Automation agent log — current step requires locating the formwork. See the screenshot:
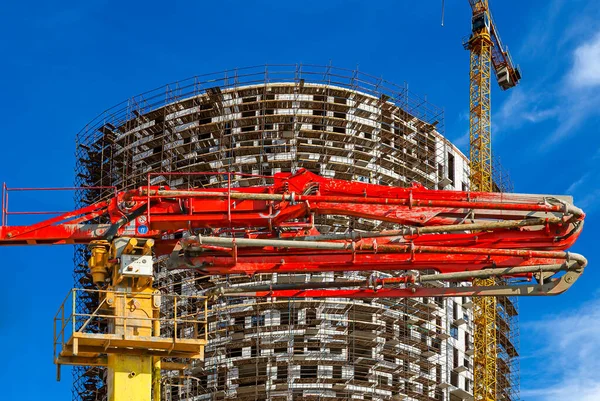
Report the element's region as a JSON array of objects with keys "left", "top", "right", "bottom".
[{"left": 73, "top": 64, "right": 517, "bottom": 401}]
